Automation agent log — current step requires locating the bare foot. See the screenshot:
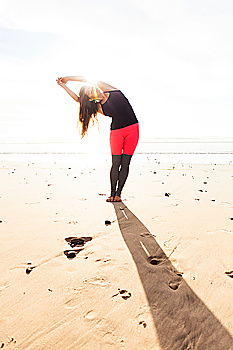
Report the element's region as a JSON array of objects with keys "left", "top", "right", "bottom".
[
  {"left": 113, "top": 195, "right": 122, "bottom": 202},
  {"left": 106, "top": 196, "right": 115, "bottom": 202}
]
